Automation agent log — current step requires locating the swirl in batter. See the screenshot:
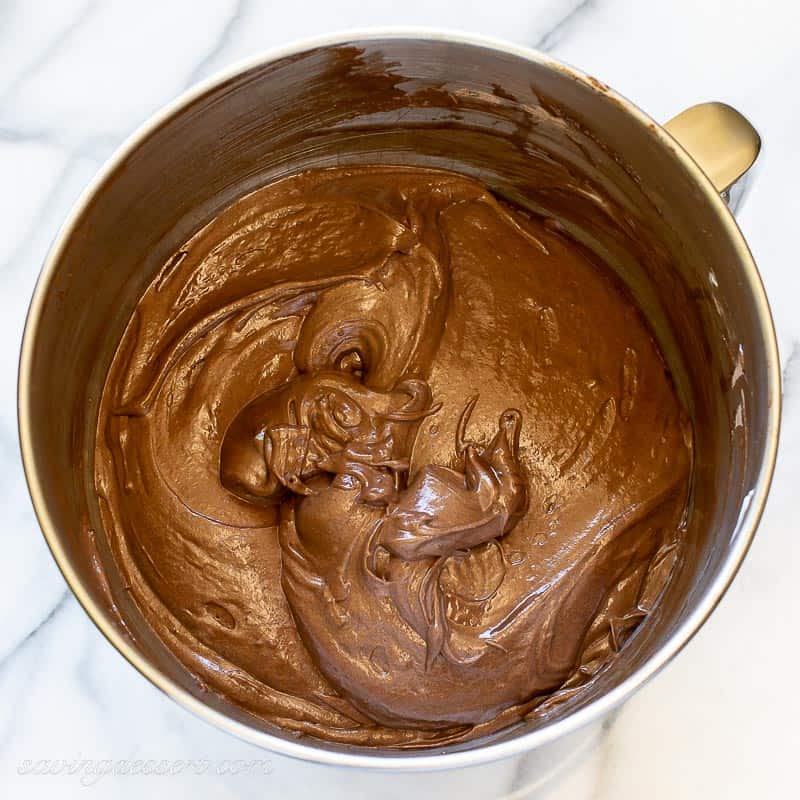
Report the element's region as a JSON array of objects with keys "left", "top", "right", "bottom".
[{"left": 95, "top": 166, "right": 691, "bottom": 747}]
